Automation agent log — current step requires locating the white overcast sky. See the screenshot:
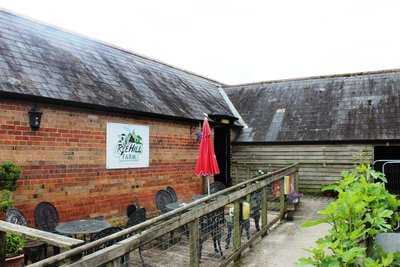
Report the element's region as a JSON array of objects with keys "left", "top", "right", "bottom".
[{"left": 1, "top": 0, "right": 399, "bottom": 84}]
